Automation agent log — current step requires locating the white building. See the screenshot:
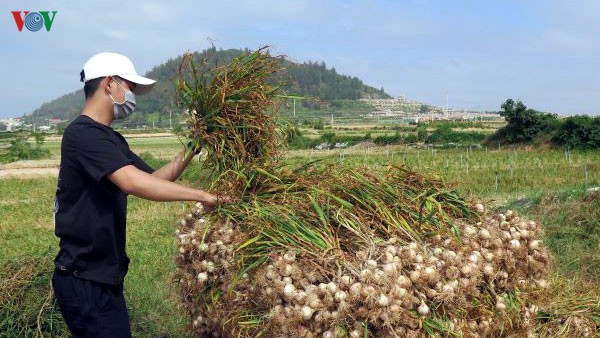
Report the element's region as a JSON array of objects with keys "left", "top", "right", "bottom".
[{"left": 0, "top": 117, "right": 23, "bottom": 131}]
